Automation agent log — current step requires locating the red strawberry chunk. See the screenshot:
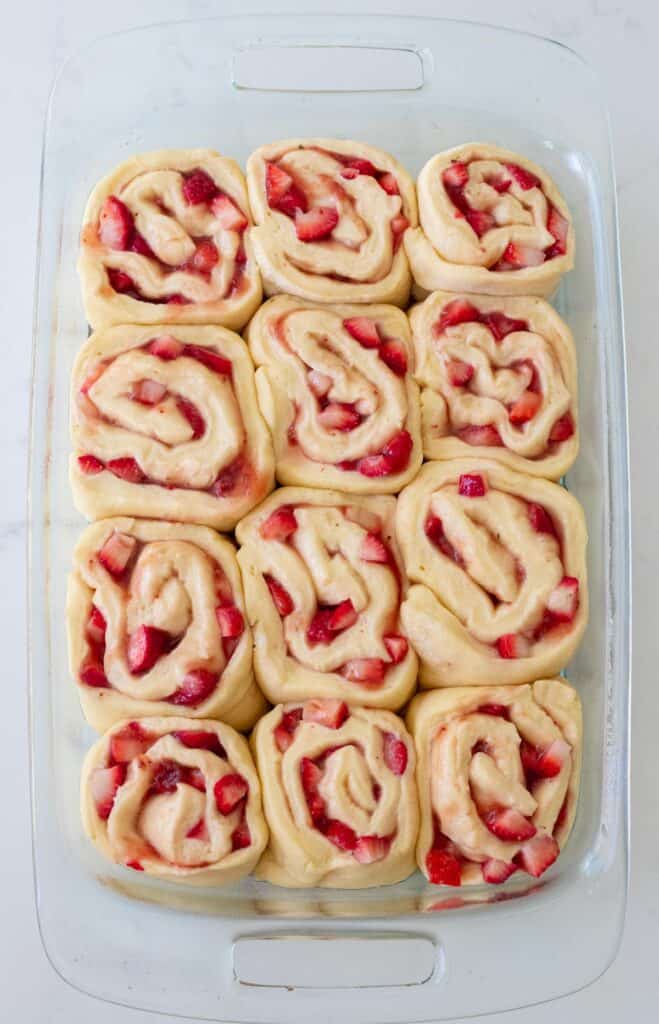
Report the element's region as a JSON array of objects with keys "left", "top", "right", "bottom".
[
  {"left": 307, "top": 370, "right": 333, "bottom": 397},
  {"left": 340, "top": 166, "right": 360, "bottom": 180},
  {"left": 275, "top": 185, "right": 308, "bottom": 218},
  {"left": 353, "top": 834, "right": 390, "bottom": 863},
  {"left": 521, "top": 738, "right": 570, "bottom": 780},
  {"left": 177, "top": 397, "right": 205, "bottom": 439},
  {"left": 318, "top": 402, "right": 361, "bottom": 431},
  {"left": 516, "top": 834, "right": 559, "bottom": 878},
  {"left": 447, "top": 359, "right": 474, "bottom": 387},
  {"left": 307, "top": 608, "right": 335, "bottom": 645},
  {"left": 110, "top": 721, "right": 152, "bottom": 763},
  {"left": 107, "top": 457, "right": 145, "bottom": 483},
  {"left": 127, "top": 625, "right": 168, "bottom": 674},
  {"left": 214, "top": 773, "right": 248, "bottom": 815},
  {"left": 466, "top": 209, "right": 495, "bottom": 237},
  {"left": 458, "top": 473, "right": 486, "bottom": 497},
  {"left": 130, "top": 232, "right": 154, "bottom": 257},
  {"left": 302, "top": 698, "right": 349, "bottom": 730},
  {"left": 98, "top": 196, "right": 134, "bottom": 250},
  {"left": 210, "top": 455, "right": 251, "bottom": 498},
  {"left": 301, "top": 756, "right": 323, "bottom": 795},
  {"left": 107, "top": 269, "right": 135, "bottom": 294},
  {"left": 231, "top": 818, "right": 252, "bottom": 850},
  {"left": 547, "top": 205, "right": 569, "bottom": 255},
  {"left": 169, "top": 668, "right": 217, "bottom": 706},
  {"left": 423, "top": 515, "right": 463, "bottom": 566},
  {"left": 132, "top": 378, "right": 167, "bottom": 405},
  {"left": 184, "top": 344, "right": 232, "bottom": 375},
  {"left": 148, "top": 335, "right": 184, "bottom": 360},
  {"left": 480, "top": 311, "right": 528, "bottom": 340},
  {"left": 78, "top": 454, "right": 105, "bottom": 475},
  {"left": 325, "top": 820, "right": 357, "bottom": 851},
  {"left": 504, "top": 162, "right": 540, "bottom": 190},
  {"left": 458, "top": 424, "right": 503, "bottom": 447},
  {"left": 260, "top": 505, "right": 297, "bottom": 540},
  {"left": 295, "top": 205, "right": 338, "bottom": 242},
  {"left": 265, "top": 163, "right": 294, "bottom": 207},
  {"left": 167, "top": 293, "right": 191, "bottom": 305},
  {"left": 216, "top": 604, "right": 244, "bottom": 638},
  {"left": 391, "top": 215, "right": 409, "bottom": 247},
  {"left": 79, "top": 658, "right": 109, "bottom": 688},
  {"left": 378, "top": 172, "right": 399, "bottom": 195},
  {"left": 482, "top": 858, "right": 517, "bottom": 884},
  {"left": 343, "top": 317, "right": 381, "bottom": 348},
  {"left": 546, "top": 576, "right": 579, "bottom": 622},
  {"left": 443, "top": 162, "right": 469, "bottom": 189},
  {"left": 499, "top": 242, "right": 545, "bottom": 269},
  {"left": 86, "top": 605, "right": 107, "bottom": 645},
  {"left": 360, "top": 532, "right": 389, "bottom": 563},
  {"left": 182, "top": 169, "right": 219, "bottom": 205},
  {"left": 437, "top": 298, "right": 480, "bottom": 332},
  {"left": 426, "top": 848, "right": 462, "bottom": 886},
  {"left": 383, "top": 430, "right": 413, "bottom": 471},
  {"left": 549, "top": 413, "right": 575, "bottom": 442},
  {"left": 384, "top": 635, "right": 408, "bottom": 664},
  {"left": 211, "top": 194, "right": 248, "bottom": 231},
  {"left": 186, "top": 818, "right": 208, "bottom": 841},
  {"left": 328, "top": 599, "right": 358, "bottom": 632},
  {"left": 379, "top": 339, "right": 408, "bottom": 376},
  {"left": 91, "top": 764, "right": 126, "bottom": 819},
  {"left": 186, "top": 767, "right": 207, "bottom": 793},
  {"left": 477, "top": 703, "right": 509, "bottom": 718},
  {"left": 345, "top": 157, "right": 377, "bottom": 176},
  {"left": 274, "top": 708, "right": 303, "bottom": 753},
  {"left": 509, "top": 390, "right": 542, "bottom": 424},
  {"left": 150, "top": 759, "right": 183, "bottom": 794},
  {"left": 528, "top": 502, "right": 556, "bottom": 536},
  {"left": 497, "top": 633, "right": 530, "bottom": 659},
  {"left": 342, "top": 658, "right": 385, "bottom": 685},
  {"left": 98, "top": 530, "right": 136, "bottom": 578},
  {"left": 264, "top": 575, "right": 295, "bottom": 616},
  {"left": 383, "top": 732, "right": 408, "bottom": 775},
  {"left": 191, "top": 239, "right": 219, "bottom": 274},
  {"left": 485, "top": 808, "right": 536, "bottom": 842},
  {"left": 173, "top": 730, "right": 225, "bottom": 756}
]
